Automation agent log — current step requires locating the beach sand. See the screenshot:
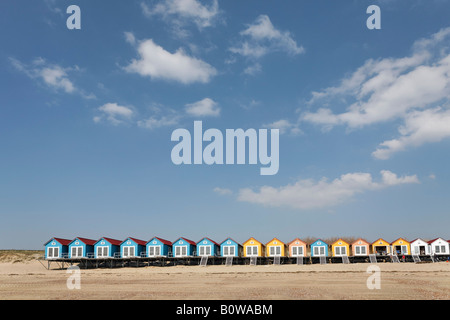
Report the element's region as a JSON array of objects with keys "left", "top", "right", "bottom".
[{"left": 0, "top": 259, "right": 449, "bottom": 300}]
